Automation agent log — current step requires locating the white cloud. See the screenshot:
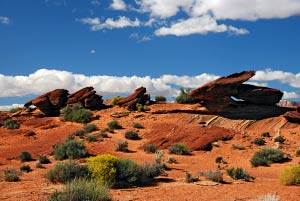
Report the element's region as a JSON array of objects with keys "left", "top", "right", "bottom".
[
  {"left": 283, "top": 91, "right": 300, "bottom": 99},
  {"left": 111, "top": 0, "right": 126, "bottom": 10},
  {"left": 130, "top": 33, "right": 152, "bottom": 42},
  {"left": 78, "top": 16, "right": 141, "bottom": 30},
  {"left": 90, "top": 49, "right": 96, "bottom": 54},
  {"left": 155, "top": 16, "right": 248, "bottom": 36},
  {"left": 0, "top": 104, "right": 24, "bottom": 111},
  {"left": 0, "top": 16, "right": 10, "bottom": 24}
]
